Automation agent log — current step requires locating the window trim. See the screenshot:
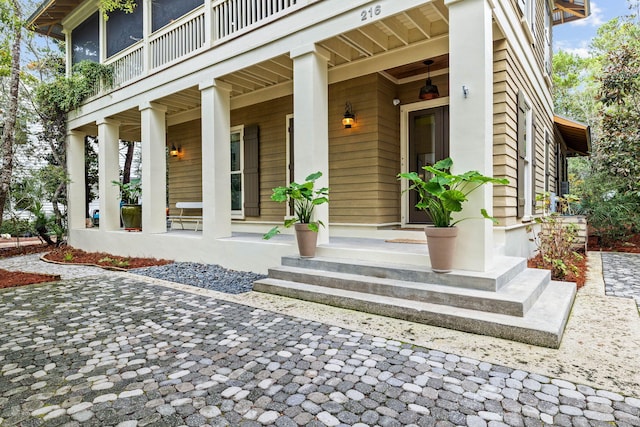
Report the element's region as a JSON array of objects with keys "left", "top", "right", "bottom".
[{"left": 231, "top": 125, "right": 245, "bottom": 219}]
